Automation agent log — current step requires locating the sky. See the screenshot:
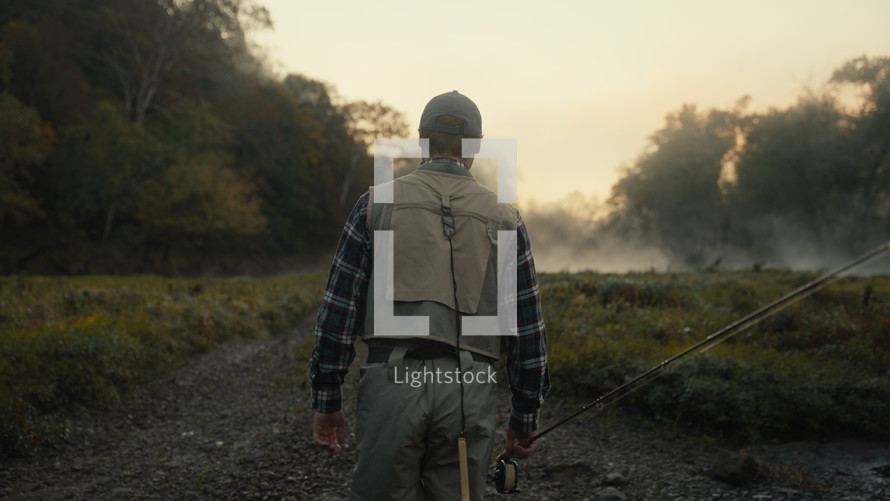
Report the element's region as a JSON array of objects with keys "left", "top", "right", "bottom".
[{"left": 253, "top": 0, "right": 890, "bottom": 207}]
